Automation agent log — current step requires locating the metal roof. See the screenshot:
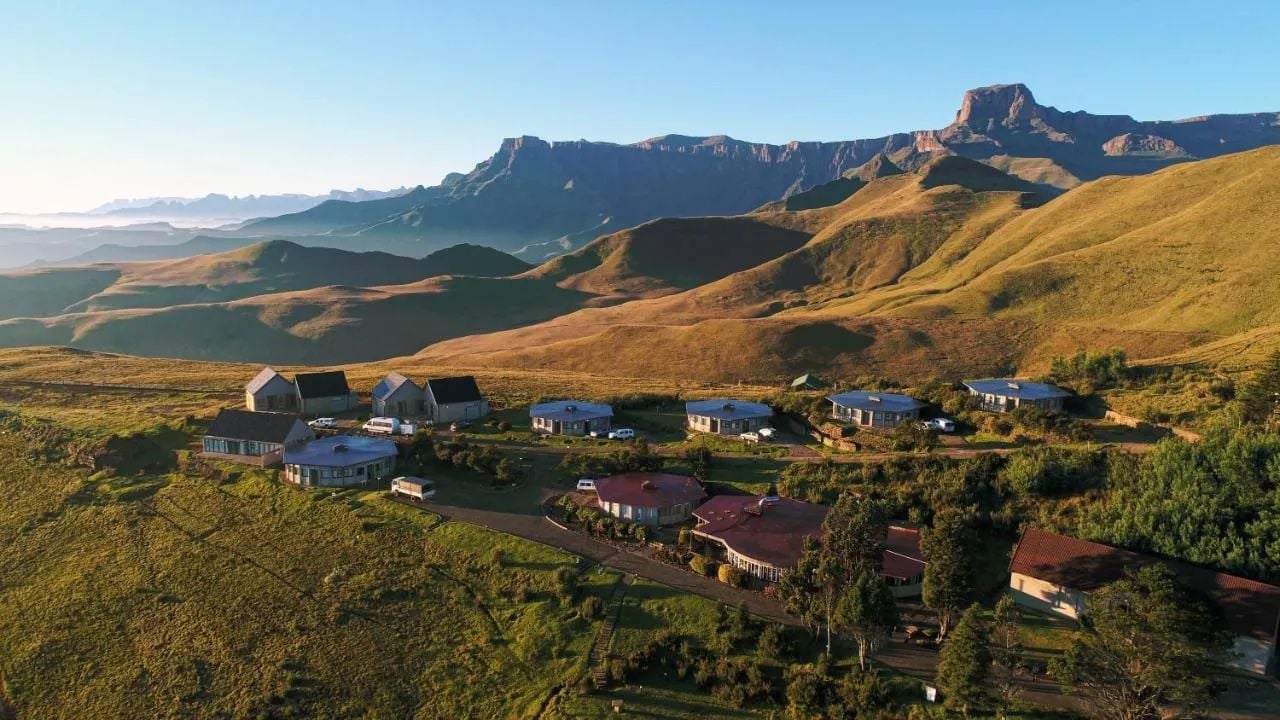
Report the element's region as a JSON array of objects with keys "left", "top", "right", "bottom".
[
  {"left": 295, "top": 371, "right": 351, "bottom": 399},
  {"left": 529, "top": 400, "right": 613, "bottom": 422},
  {"left": 372, "top": 372, "right": 418, "bottom": 400},
  {"left": 206, "top": 409, "right": 307, "bottom": 443},
  {"left": 426, "top": 376, "right": 483, "bottom": 404},
  {"left": 827, "top": 390, "right": 926, "bottom": 414},
  {"left": 284, "top": 435, "right": 398, "bottom": 468},
  {"left": 246, "top": 366, "right": 289, "bottom": 395},
  {"left": 963, "top": 379, "right": 1071, "bottom": 400},
  {"left": 685, "top": 399, "right": 773, "bottom": 421},
  {"left": 596, "top": 472, "right": 706, "bottom": 509}
]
